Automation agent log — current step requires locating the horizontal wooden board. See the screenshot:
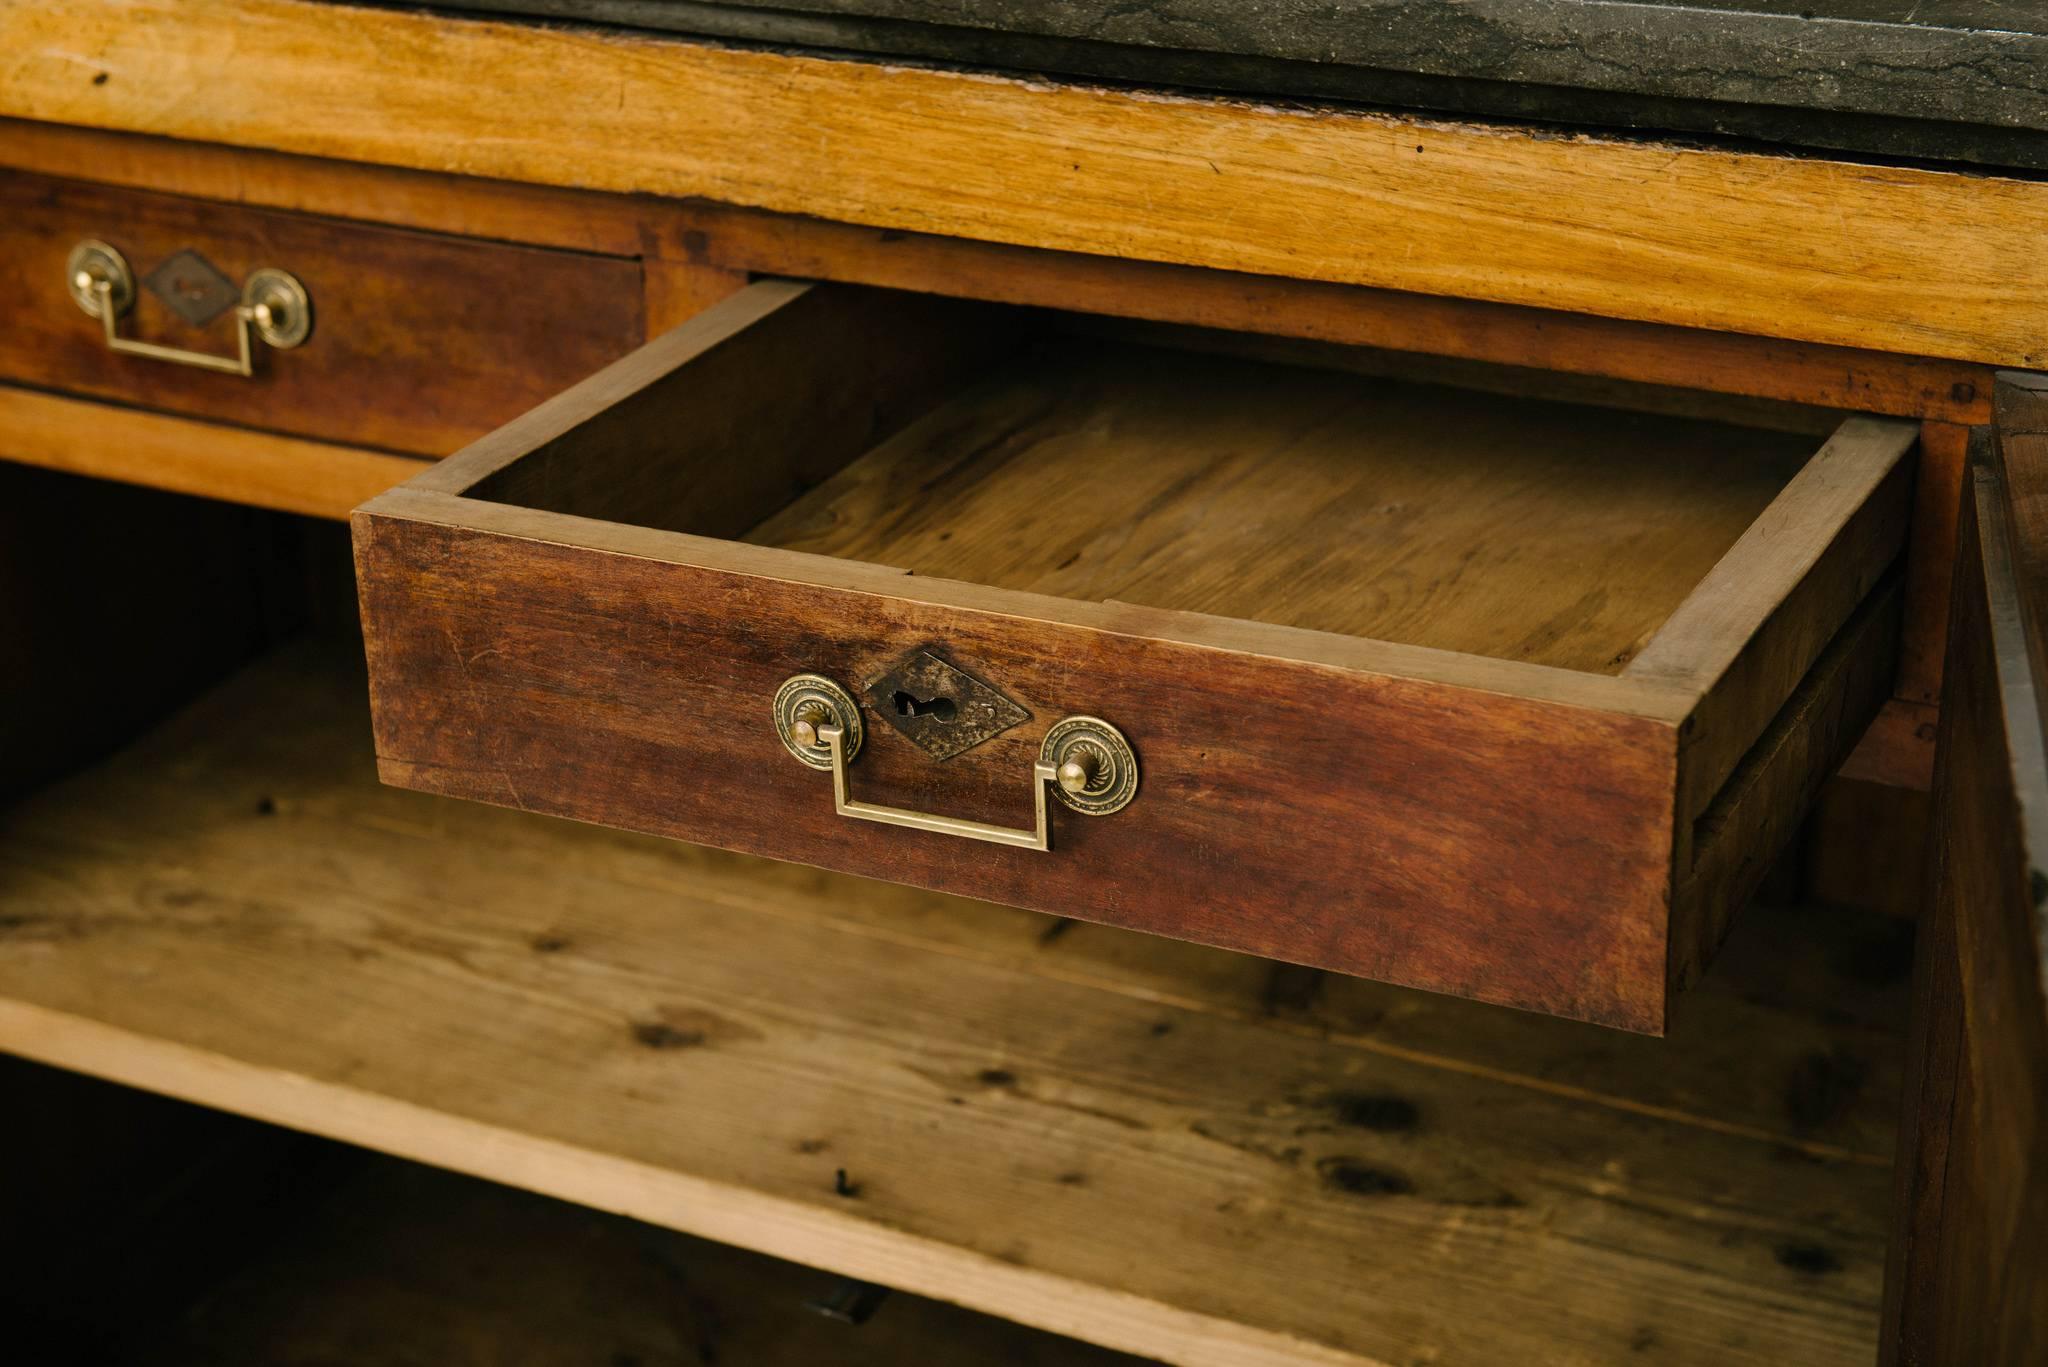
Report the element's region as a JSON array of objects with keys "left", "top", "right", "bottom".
[
  {"left": 0, "top": 384, "right": 423, "bottom": 520},
  {"left": 5, "top": 0, "right": 2048, "bottom": 365},
  {"left": 0, "top": 118, "right": 2000, "bottom": 428},
  {"left": 0, "top": 639, "right": 1901, "bottom": 1365}
]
